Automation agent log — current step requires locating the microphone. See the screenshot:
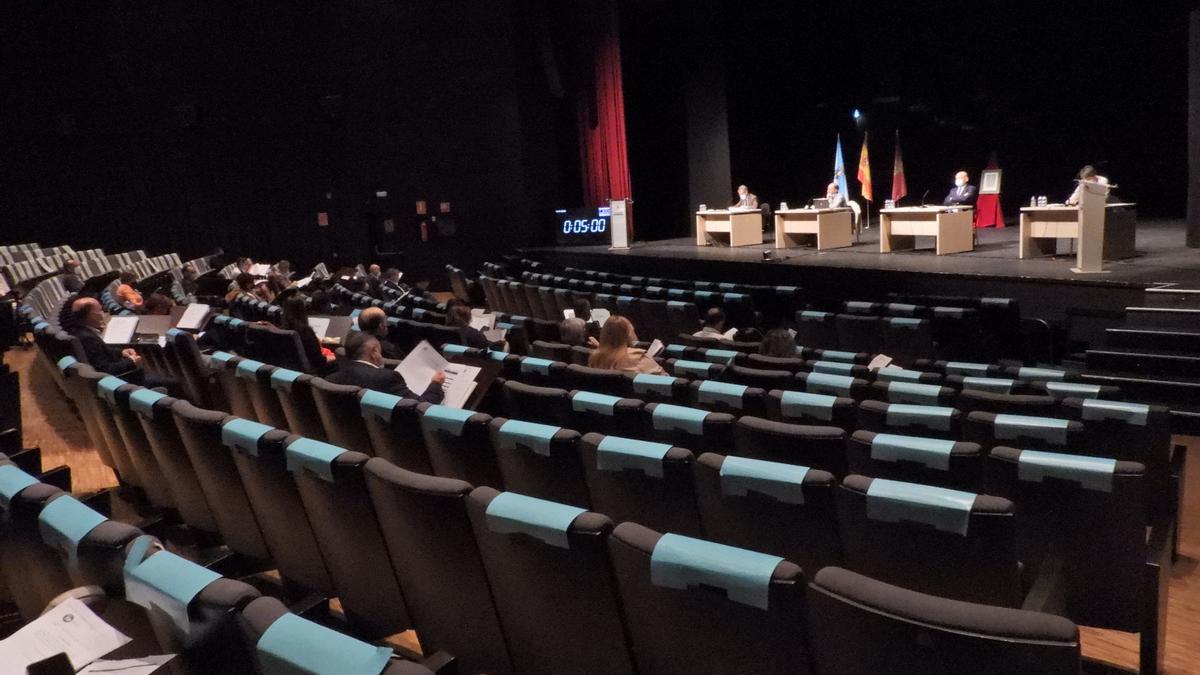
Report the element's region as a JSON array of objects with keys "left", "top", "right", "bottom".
[{"left": 919, "top": 189, "right": 930, "bottom": 207}]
